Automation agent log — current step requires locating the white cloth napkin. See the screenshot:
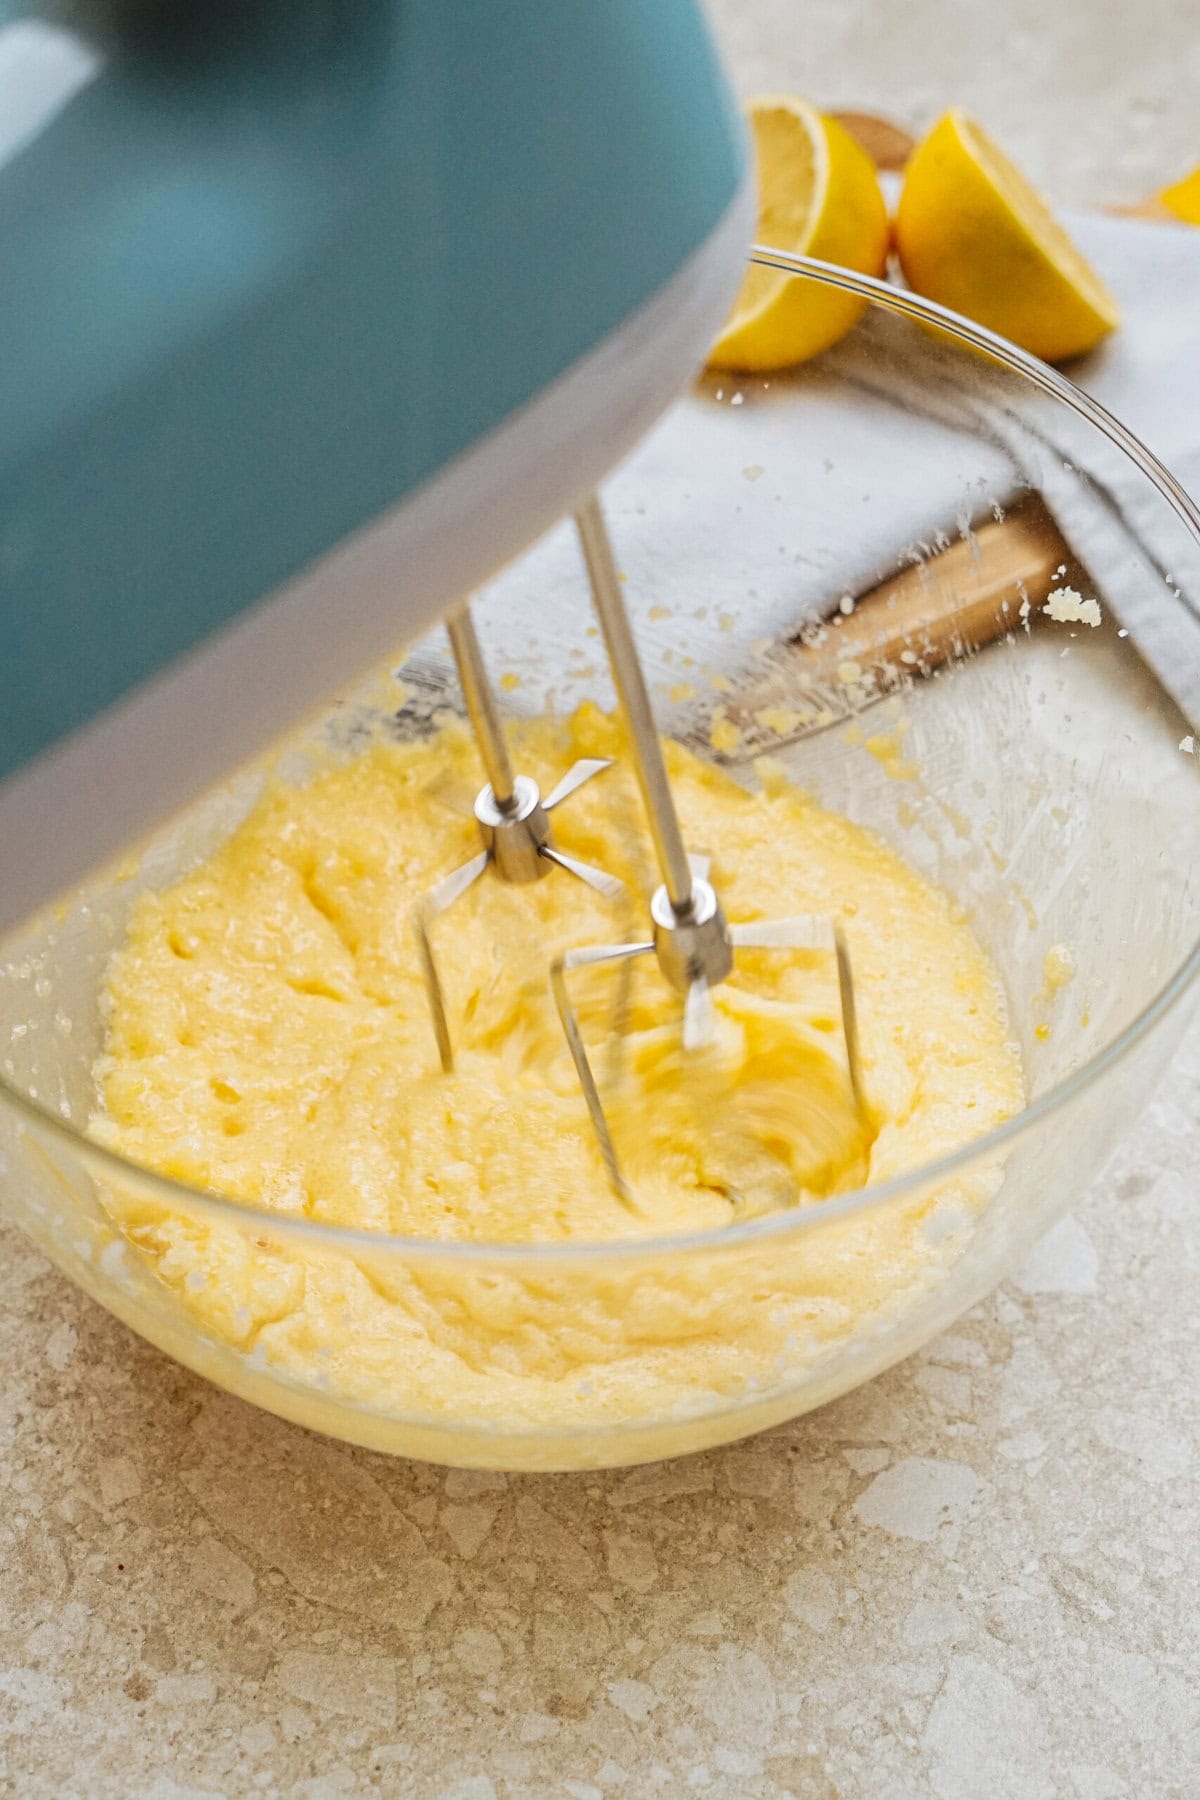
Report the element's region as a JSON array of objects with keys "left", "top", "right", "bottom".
[
  {"left": 1067, "top": 210, "right": 1200, "bottom": 488},
  {"left": 475, "top": 212, "right": 1200, "bottom": 723}
]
